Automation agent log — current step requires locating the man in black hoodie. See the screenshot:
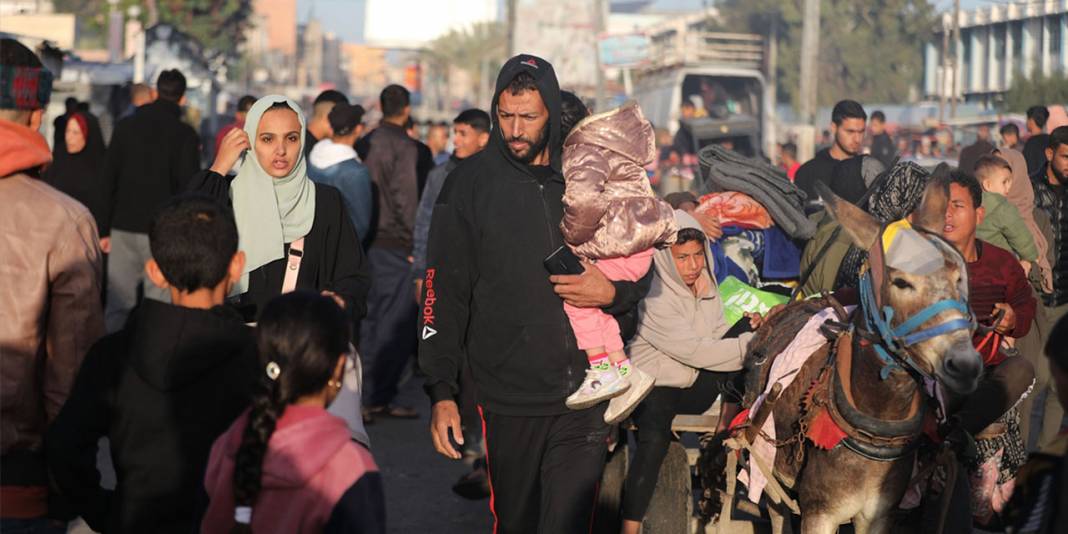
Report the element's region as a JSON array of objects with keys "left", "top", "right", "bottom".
[
  {"left": 419, "top": 55, "right": 651, "bottom": 532},
  {"left": 101, "top": 69, "right": 201, "bottom": 333},
  {"left": 47, "top": 195, "right": 258, "bottom": 534}
]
